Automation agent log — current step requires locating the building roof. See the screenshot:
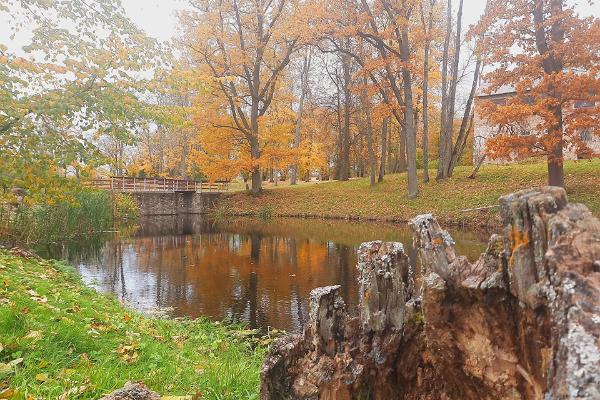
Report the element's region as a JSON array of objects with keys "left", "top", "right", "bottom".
[{"left": 476, "top": 82, "right": 517, "bottom": 98}]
